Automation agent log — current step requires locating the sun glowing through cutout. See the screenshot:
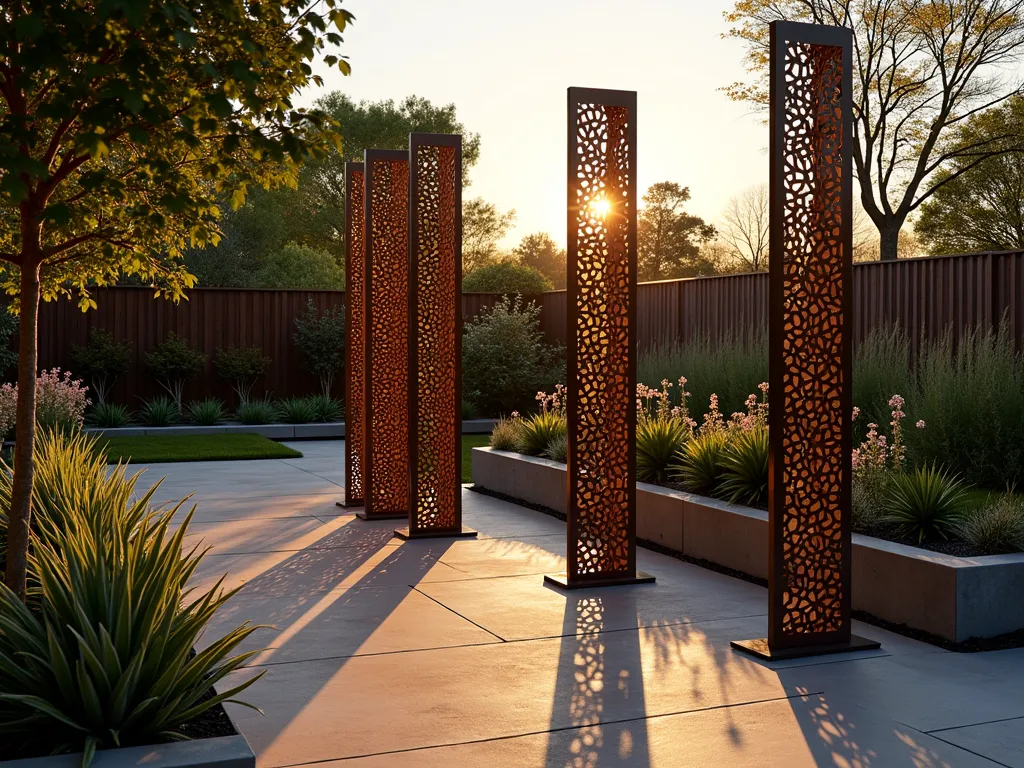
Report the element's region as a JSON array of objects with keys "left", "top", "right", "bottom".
[{"left": 589, "top": 196, "right": 612, "bottom": 219}]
